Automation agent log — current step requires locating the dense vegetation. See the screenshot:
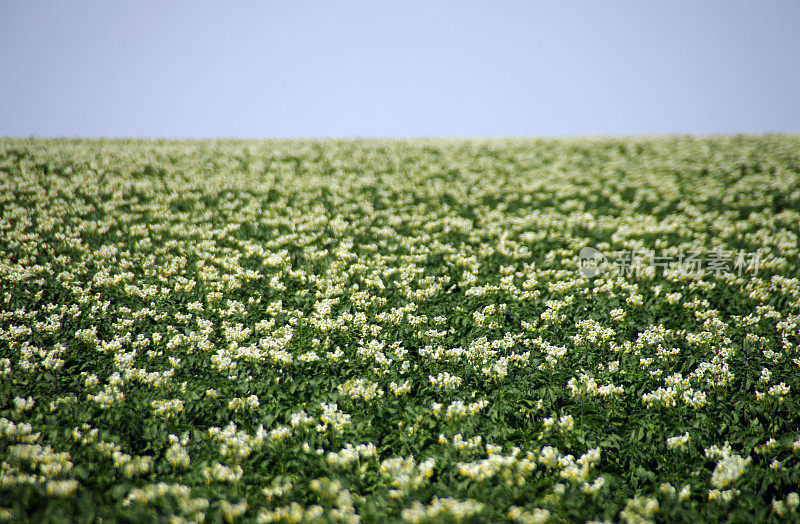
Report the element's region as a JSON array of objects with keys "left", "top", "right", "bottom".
[{"left": 0, "top": 136, "right": 799, "bottom": 522}]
